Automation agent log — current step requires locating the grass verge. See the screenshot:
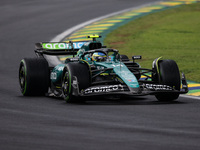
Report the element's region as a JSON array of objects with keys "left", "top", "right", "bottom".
[{"left": 104, "top": 3, "right": 200, "bottom": 82}]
